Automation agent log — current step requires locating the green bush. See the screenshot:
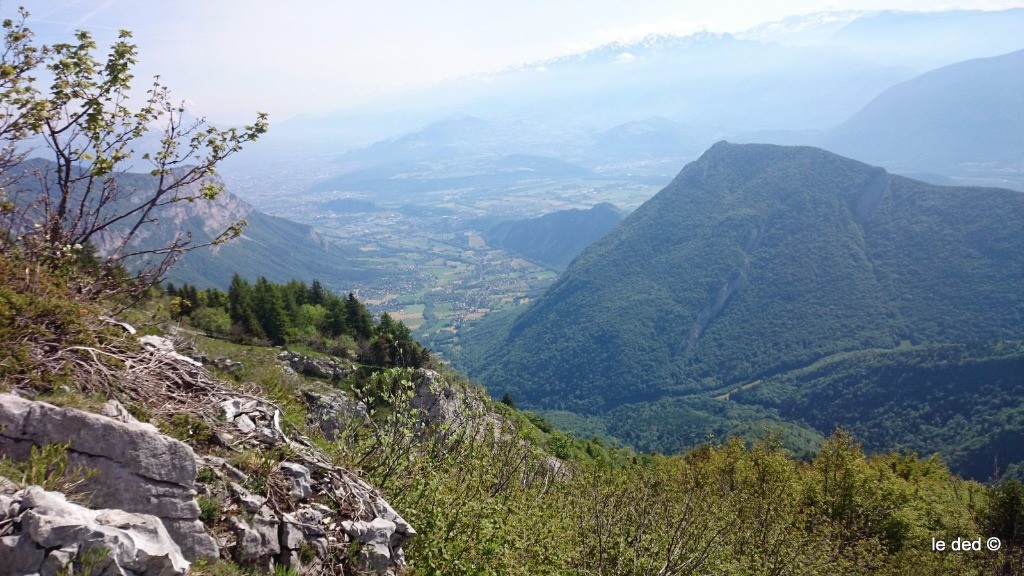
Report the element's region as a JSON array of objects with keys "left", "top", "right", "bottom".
[{"left": 0, "top": 442, "right": 96, "bottom": 501}]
